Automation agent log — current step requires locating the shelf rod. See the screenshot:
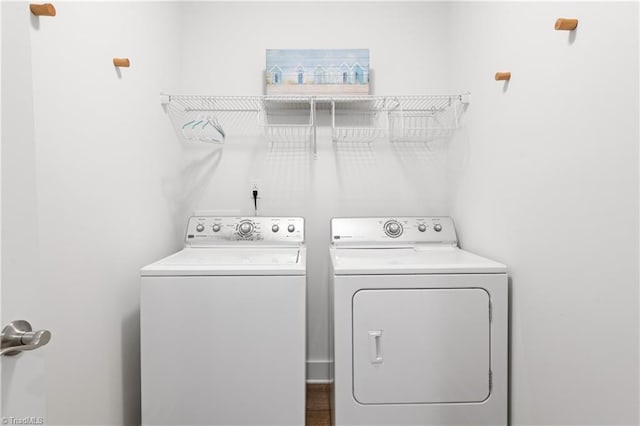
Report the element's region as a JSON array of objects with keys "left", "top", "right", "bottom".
[
  {"left": 30, "top": 3, "right": 56, "bottom": 16},
  {"left": 555, "top": 18, "right": 578, "bottom": 31},
  {"left": 185, "top": 108, "right": 262, "bottom": 112}
]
